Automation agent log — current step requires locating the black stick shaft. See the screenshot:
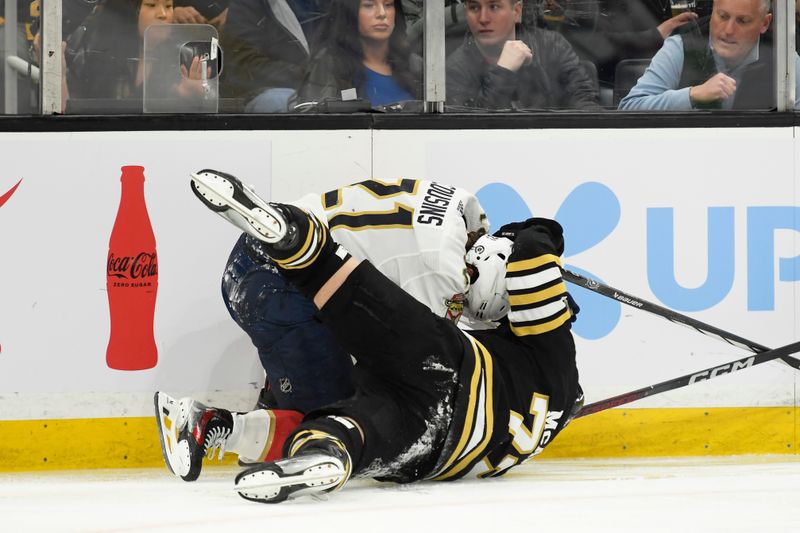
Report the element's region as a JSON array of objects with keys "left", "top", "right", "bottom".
[
  {"left": 575, "top": 340, "right": 800, "bottom": 417},
  {"left": 562, "top": 269, "right": 800, "bottom": 369}
]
